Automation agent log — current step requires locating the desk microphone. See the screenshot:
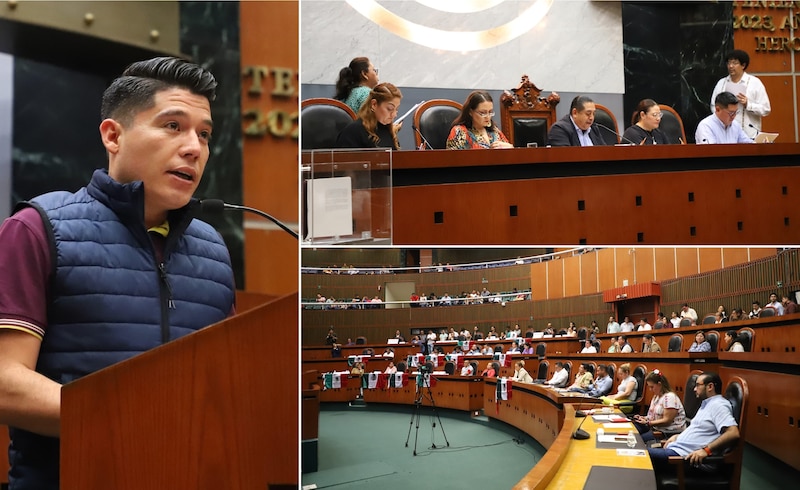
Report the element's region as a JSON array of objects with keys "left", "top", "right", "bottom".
[
  {"left": 747, "top": 123, "right": 763, "bottom": 141},
  {"left": 572, "top": 404, "right": 592, "bottom": 440},
  {"left": 594, "top": 122, "right": 637, "bottom": 145},
  {"left": 200, "top": 199, "right": 298, "bottom": 239},
  {"left": 411, "top": 124, "right": 434, "bottom": 150}
]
